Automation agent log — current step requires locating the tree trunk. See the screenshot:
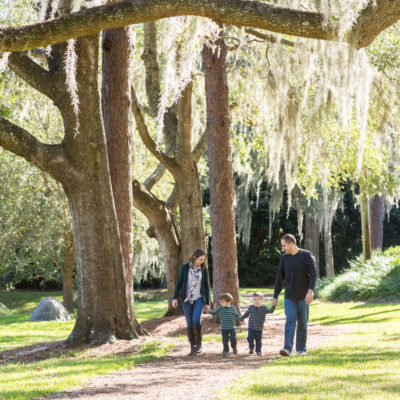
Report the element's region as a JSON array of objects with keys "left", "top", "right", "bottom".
[
  {"left": 61, "top": 35, "right": 139, "bottom": 344},
  {"left": 304, "top": 213, "right": 320, "bottom": 277},
  {"left": 175, "top": 83, "right": 207, "bottom": 260},
  {"left": 360, "top": 190, "right": 372, "bottom": 260},
  {"left": 324, "top": 219, "right": 334, "bottom": 277},
  {"left": 202, "top": 31, "right": 240, "bottom": 313},
  {"left": 62, "top": 230, "right": 74, "bottom": 314},
  {"left": 101, "top": 27, "right": 143, "bottom": 335},
  {"left": 369, "top": 194, "right": 384, "bottom": 251},
  {"left": 132, "top": 179, "right": 184, "bottom": 315}
]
